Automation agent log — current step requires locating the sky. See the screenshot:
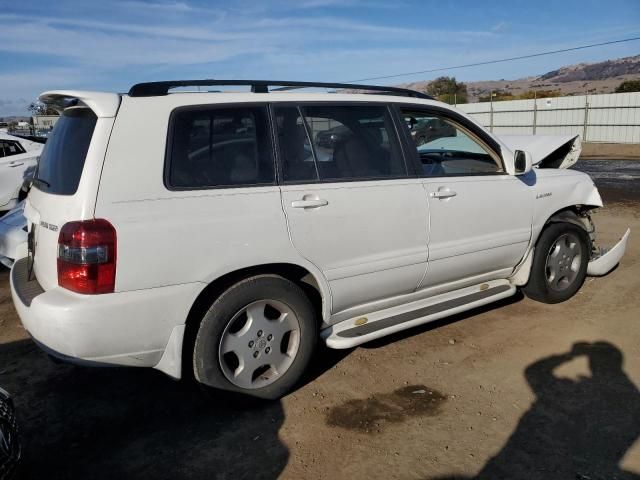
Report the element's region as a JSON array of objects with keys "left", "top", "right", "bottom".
[{"left": 0, "top": 0, "right": 639, "bottom": 116}]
